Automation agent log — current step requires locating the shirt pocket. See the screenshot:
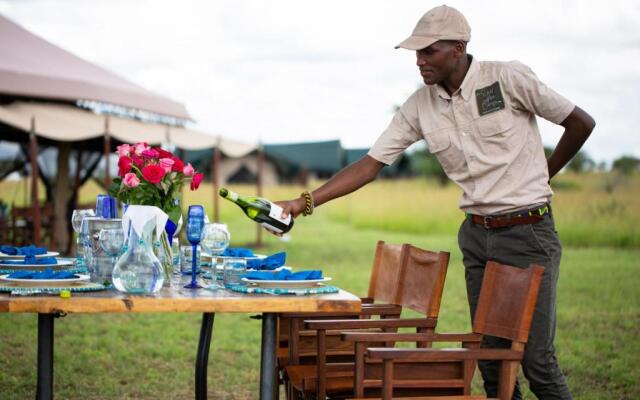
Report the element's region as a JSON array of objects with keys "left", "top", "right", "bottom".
[
  {"left": 476, "top": 111, "right": 514, "bottom": 137},
  {"left": 424, "top": 127, "right": 452, "bottom": 153}
]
